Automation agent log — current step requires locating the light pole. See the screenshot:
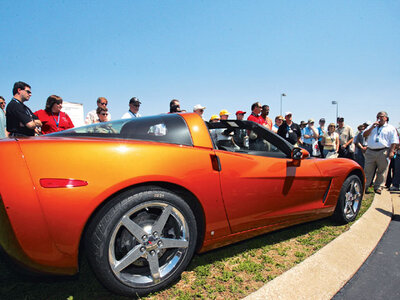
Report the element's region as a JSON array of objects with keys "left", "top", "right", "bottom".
[
  {"left": 331, "top": 101, "right": 338, "bottom": 123},
  {"left": 280, "top": 93, "right": 286, "bottom": 115}
]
